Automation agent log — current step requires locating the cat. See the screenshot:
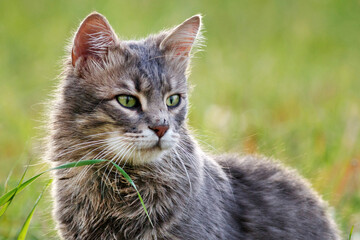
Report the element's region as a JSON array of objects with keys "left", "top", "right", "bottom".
[{"left": 46, "top": 12, "right": 341, "bottom": 239}]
